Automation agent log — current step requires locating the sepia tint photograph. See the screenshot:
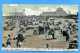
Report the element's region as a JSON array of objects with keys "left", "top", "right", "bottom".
[{"left": 2, "top": 4, "right": 78, "bottom": 50}]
